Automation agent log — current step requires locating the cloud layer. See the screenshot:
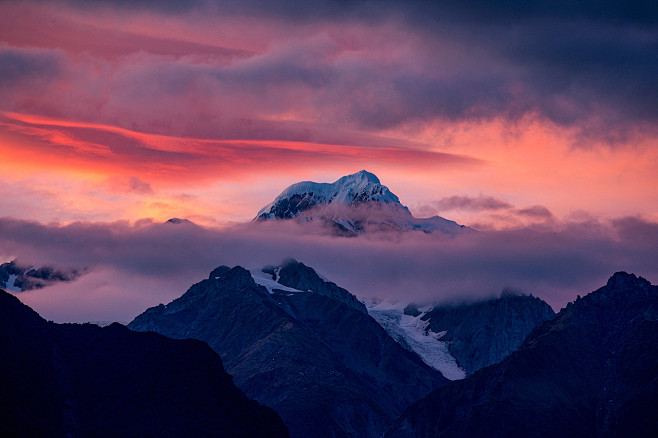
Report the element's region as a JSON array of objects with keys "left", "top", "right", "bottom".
[{"left": 3, "top": 216, "right": 656, "bottom": 322}]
